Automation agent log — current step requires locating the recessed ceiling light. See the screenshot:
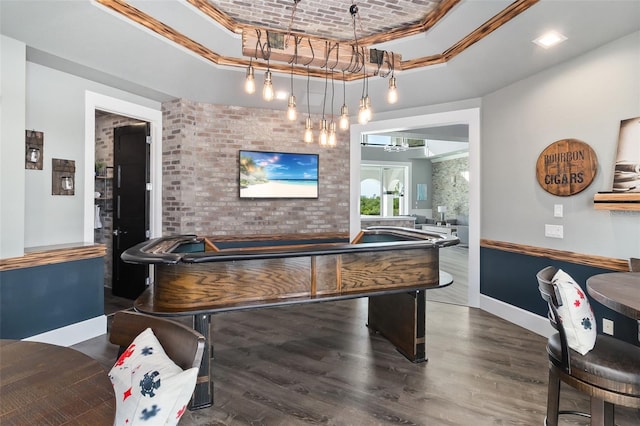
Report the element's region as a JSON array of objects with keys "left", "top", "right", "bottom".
[
  {"left": 275, "top": 91, "right": 288, "bottom": 100},
  {"left": 533, "top": 31, "right": 567, "bottom": 49}
]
